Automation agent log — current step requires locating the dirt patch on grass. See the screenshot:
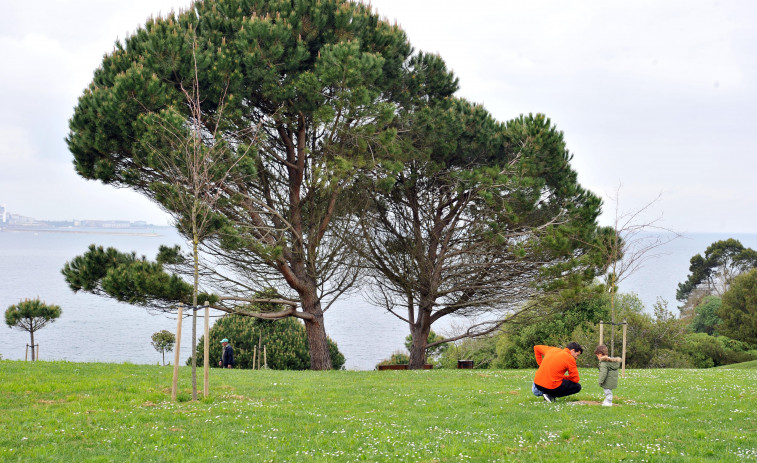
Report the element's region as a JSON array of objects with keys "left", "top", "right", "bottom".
[{"left": 570, "top": 400, "right": 616, "bottom": 406}]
